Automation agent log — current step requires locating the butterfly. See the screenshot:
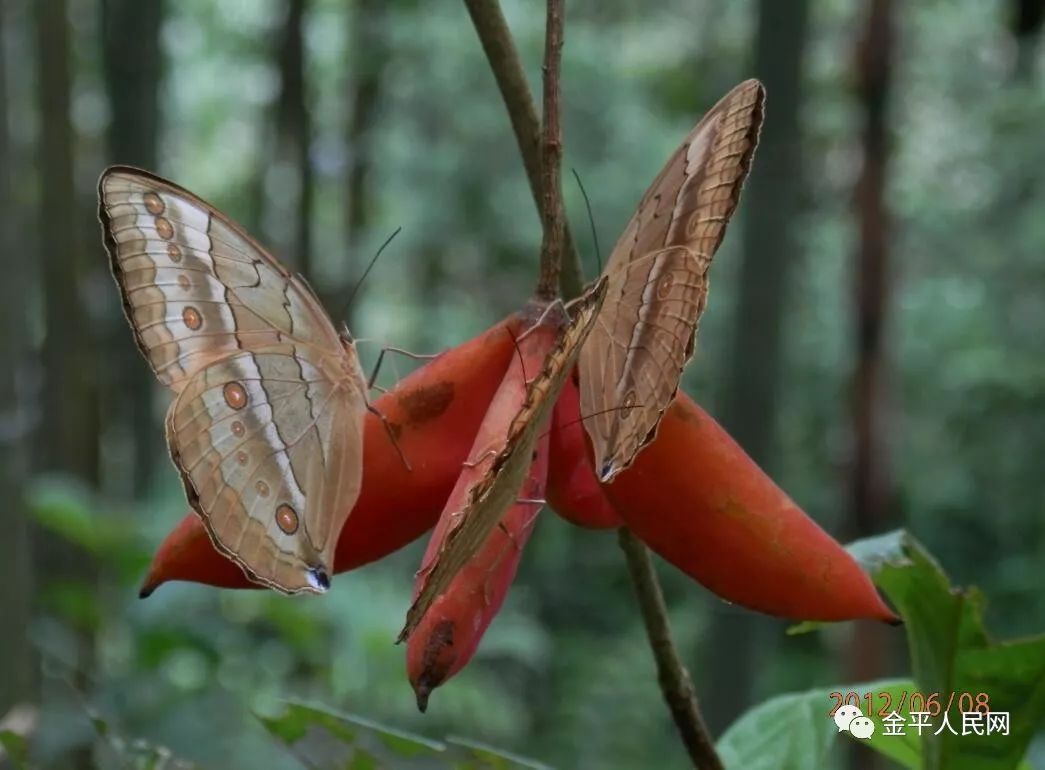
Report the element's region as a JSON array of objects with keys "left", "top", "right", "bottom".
[
  {"left": 99, "top": 166, "right": 367, "bottom": 594},
  {"left": 578, "top": 79, "right": 765, "bottom": 482},
  {"left": 399, "top": 277, "right": 607, "bottom": 641}
]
